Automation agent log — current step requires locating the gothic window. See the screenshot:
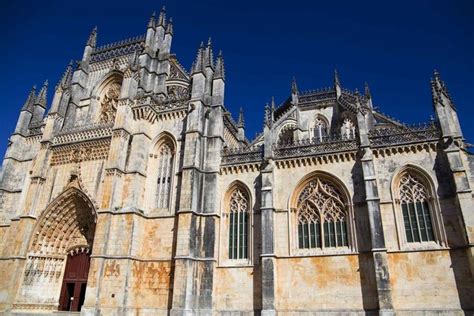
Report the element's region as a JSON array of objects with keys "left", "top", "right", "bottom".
[
  {"left": 99, "top": 82, "right": 121, "bottom": 124},
  {"left": 155, "top": 143, "right": 174, "bottom": 209},
  {"left": 228, "top": 187, "right": 250, "bottom": 259},
  {"left": 313, "top": 117, "right": 328, "bottom": 142},
  {"left": 341, "top": 118, "right": 356, "bottom": 139},
  {"left": 399, "top": 173, "right": 435, "bottom": 243},
  {"left": 297, "top": 178, "right": 348, "bottom": 249}
]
